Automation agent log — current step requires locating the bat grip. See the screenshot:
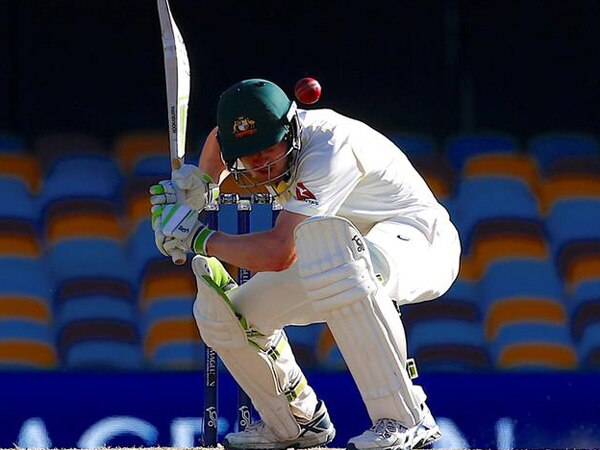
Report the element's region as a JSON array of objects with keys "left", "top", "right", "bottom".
[{"left": 171, "top": 248, "right": 187, "bottom": 265}]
